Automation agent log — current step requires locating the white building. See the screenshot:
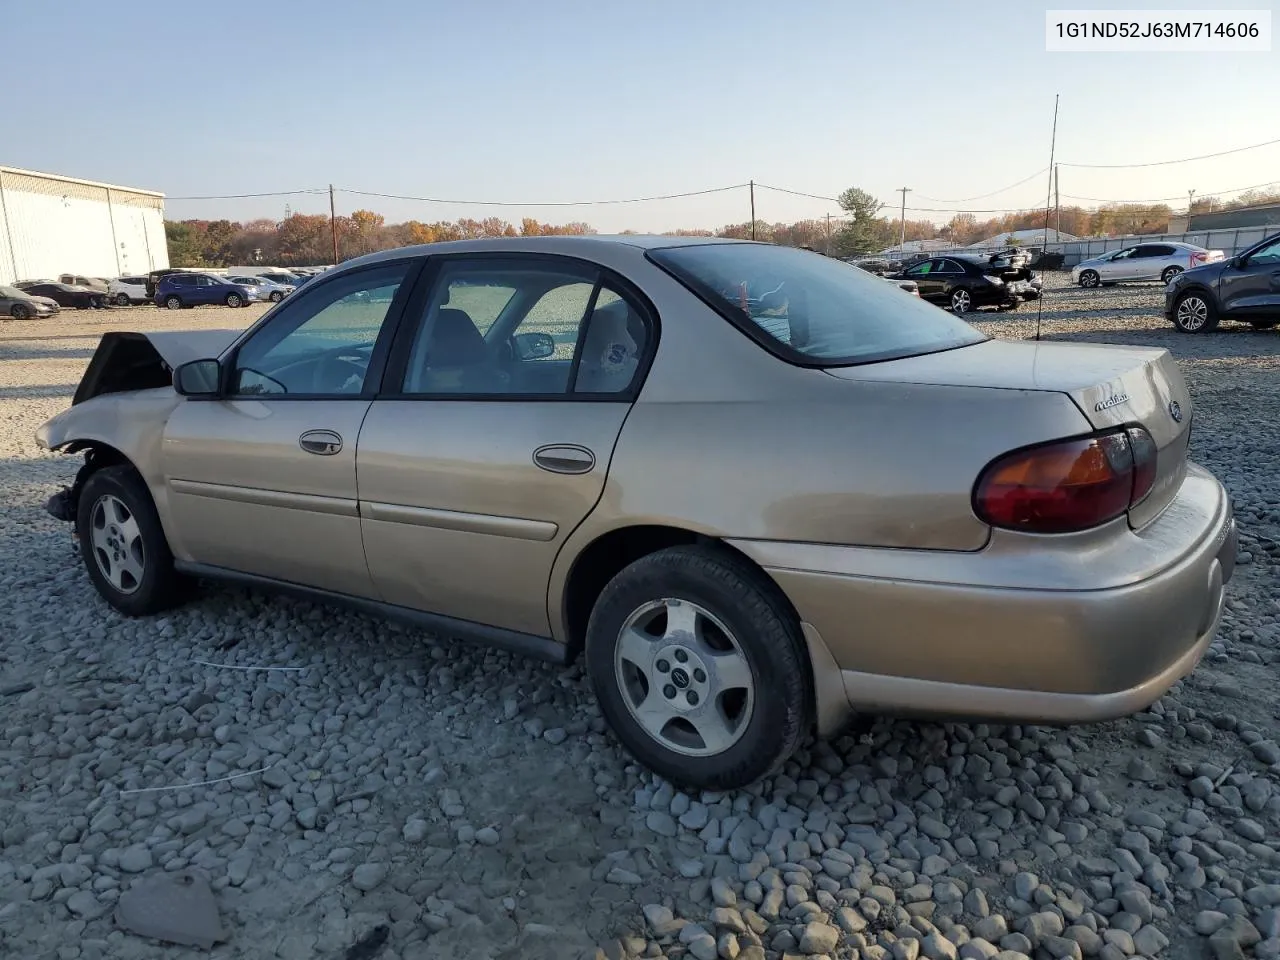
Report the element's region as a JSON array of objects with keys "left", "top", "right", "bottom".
[{"left": 0, "top": 166, "right": 169, "bottom": 285}]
